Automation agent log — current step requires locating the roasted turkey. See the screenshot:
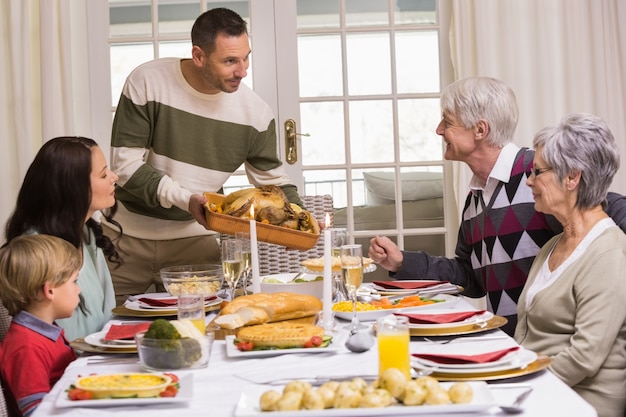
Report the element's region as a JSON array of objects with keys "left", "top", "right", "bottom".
[{"left": 219, "top": 186, "right": 320, "bottom": 234}]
